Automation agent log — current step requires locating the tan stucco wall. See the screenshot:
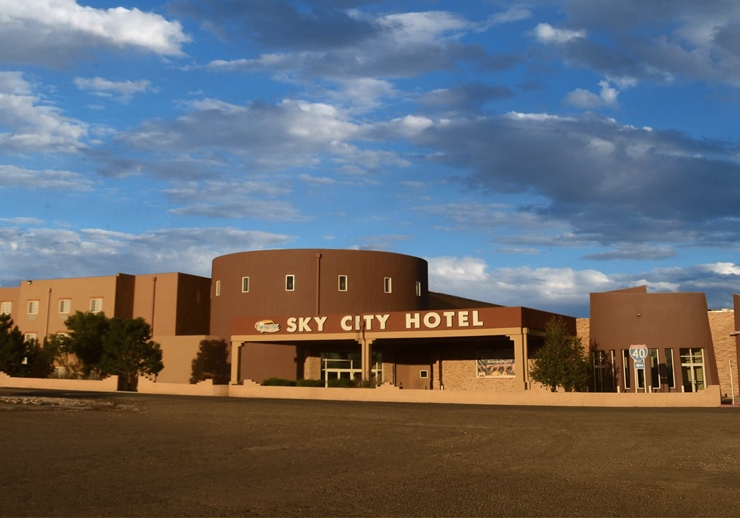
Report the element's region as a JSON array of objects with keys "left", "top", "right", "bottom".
[{"left": 156, "top": 335, "right": 211, "bottom": 384}]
